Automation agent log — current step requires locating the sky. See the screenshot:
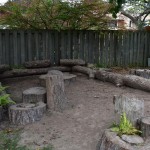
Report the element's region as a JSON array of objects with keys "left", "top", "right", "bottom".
[{"left": 0, "top": 0, "right": 8, "bottom": 4}]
